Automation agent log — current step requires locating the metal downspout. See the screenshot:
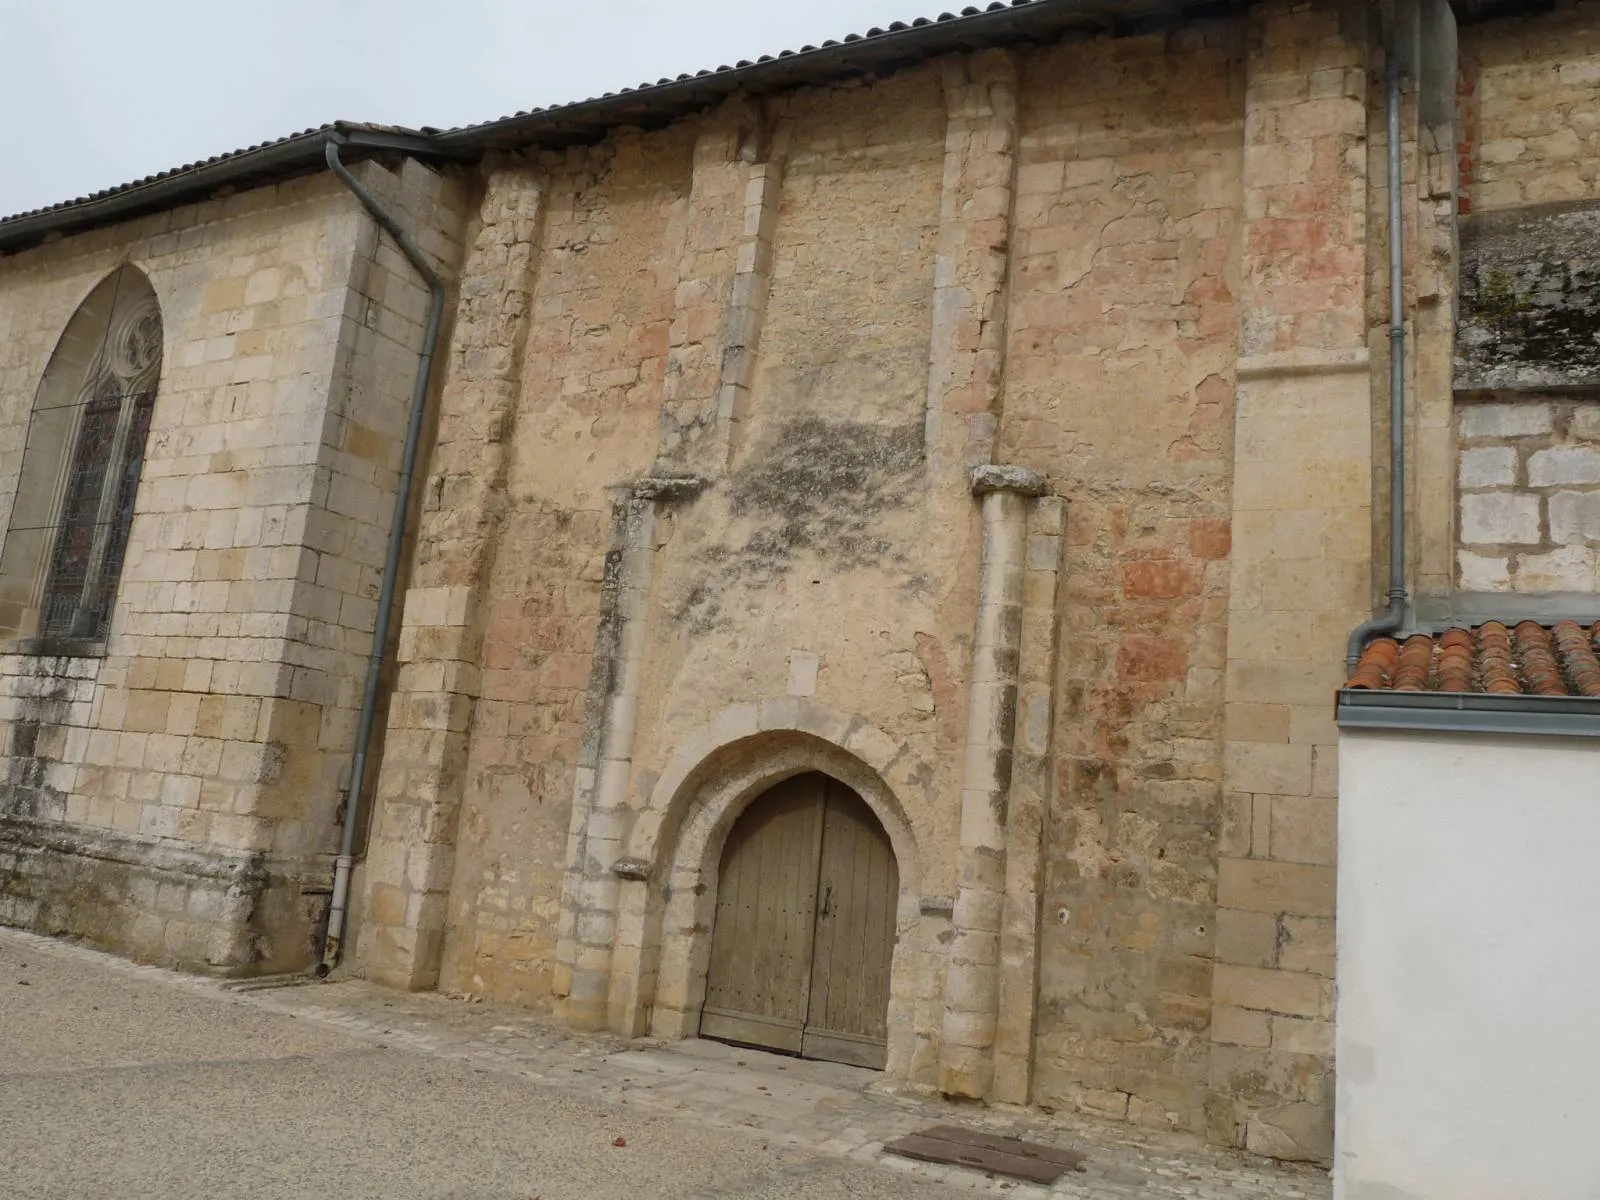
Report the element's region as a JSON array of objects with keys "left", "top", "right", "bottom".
[
  {"left": 313, "top": 138, "right": 446, "bottom": 974},
  {"left": 1346, "top": 30, "right": 1410, "bottom": 671}
]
